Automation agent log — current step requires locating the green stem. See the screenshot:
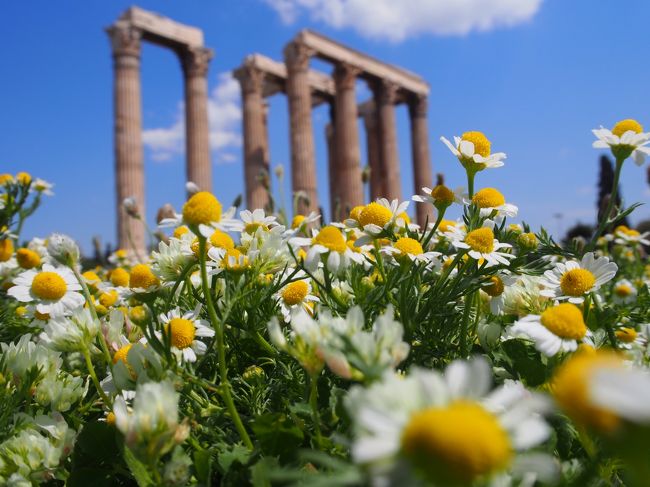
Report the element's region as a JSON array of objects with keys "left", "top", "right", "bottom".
[
  {"left": 586, "top": 158, "right": 623, "bottom": 253},
  {"left": 83, "top": 348, "right": 112, "bottom": 407},
  {"left": 460, "top": 292, "right": 475, "bottom": 358},
  {"left": 421, "top": 208, "right": 446, "bottom": 248},
  {"left": 309, "top": 373, "right": 323, "bottom": 448},
  {"left": 198, "top": 237, "right": 253, "bottom": 450},
  {"left": 591, "top": 293, "right": 617, "bottom": 349},
  {"left": 253, "top": 330, "right": 277, "bottom": 356},
  {"left": 467, "top": 170, "right": 476, "bottom": 199}
]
